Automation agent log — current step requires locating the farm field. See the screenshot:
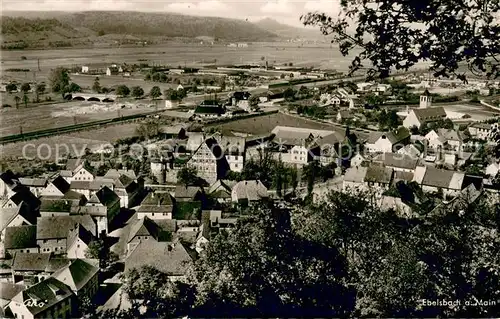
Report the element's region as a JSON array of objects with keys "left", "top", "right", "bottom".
[
  {"left": 1, "top": 42, "right": 355, "bottom": 78},
  {"left": 0, "top": 100, "right": 161, "bottom": 137},
  {"left": 0, "top": 123, "right": 140, "bottom": 160},
  {"left": 212, "top": 112, "right": 368, "bottom": 140}
]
